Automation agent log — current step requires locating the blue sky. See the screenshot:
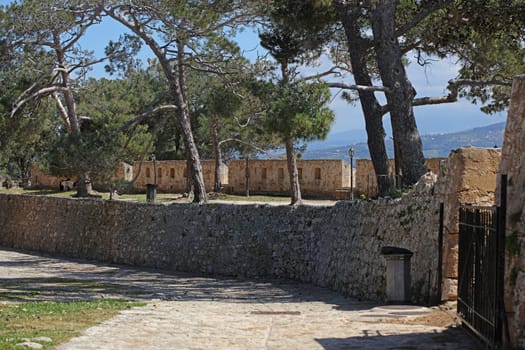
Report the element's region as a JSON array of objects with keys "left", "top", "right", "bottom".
[{"left": 2, "top": 1, "right": 508, "bottom": 141}]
